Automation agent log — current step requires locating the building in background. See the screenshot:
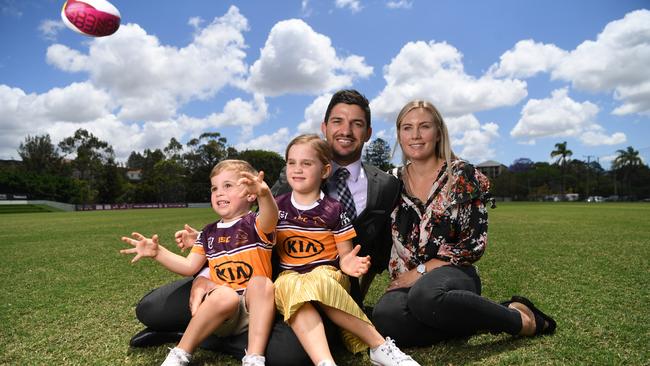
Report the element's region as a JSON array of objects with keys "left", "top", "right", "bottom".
[{"left": 476, "top": 160, "right": 508, "bottom": 180}]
